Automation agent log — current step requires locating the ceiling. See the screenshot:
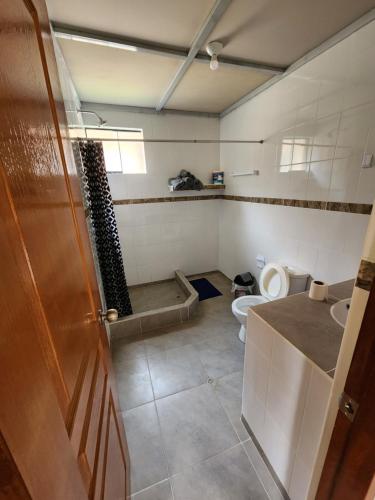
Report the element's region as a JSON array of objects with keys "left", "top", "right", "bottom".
[
  {"left": 46, "top": 0, "right": 375, "bottom": 114},
  {"left": 167, "top": 62, "right": 269, "bottom": 113},
  {"left": 58, "top": 39, "right": 181, "bottom": 107}
]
